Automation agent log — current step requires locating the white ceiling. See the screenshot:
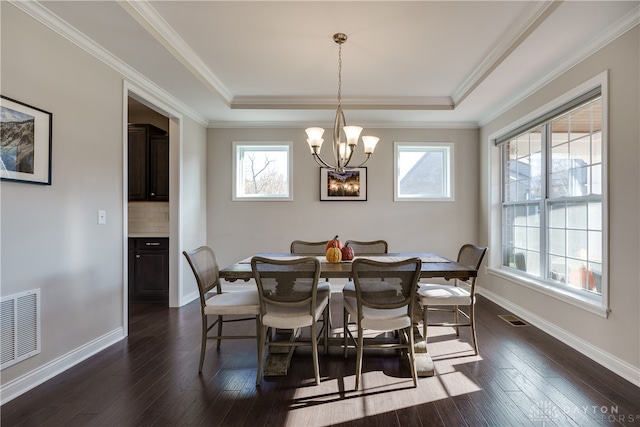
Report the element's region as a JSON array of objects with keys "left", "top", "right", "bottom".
[{"left": 19, "top": 1, "right": 640, "bottom": 128}]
